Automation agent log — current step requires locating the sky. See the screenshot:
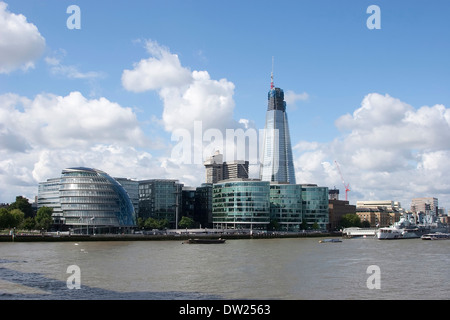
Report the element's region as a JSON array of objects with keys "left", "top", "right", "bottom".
[{"left": 1, "top": 0, "right": 450, "bottom": 210}]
